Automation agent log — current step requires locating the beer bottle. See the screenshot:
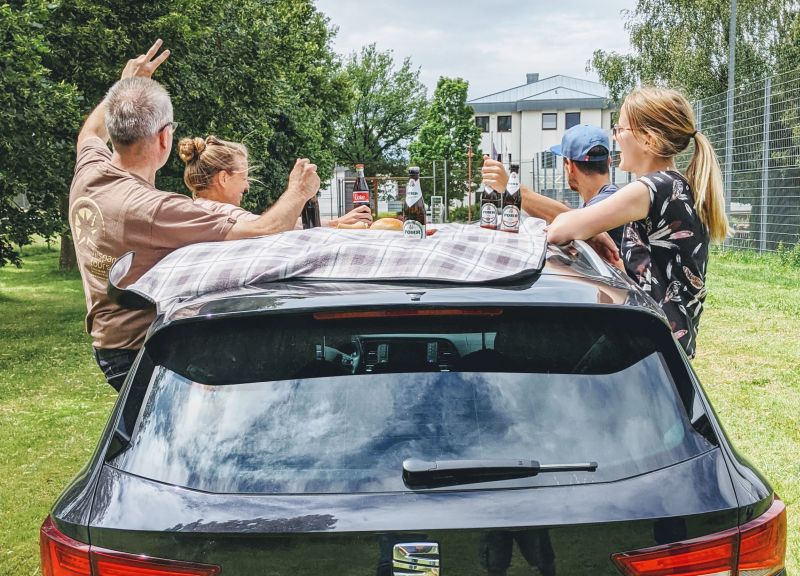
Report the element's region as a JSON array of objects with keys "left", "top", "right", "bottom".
[
  {"left": 352, "top": 163, "right": 371, "bottom": 212},
  {"left": 500, "top": 163, "right": 522, "bottom": 233},
  {"left": 301, "top": 193, "right": 321, "bottom": 229},
  {"left": 403, "top": 166, "right": 426, "bottom": 239},
  {"left": 480, "top": 154, "right": 500, "bottom": 230}
]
